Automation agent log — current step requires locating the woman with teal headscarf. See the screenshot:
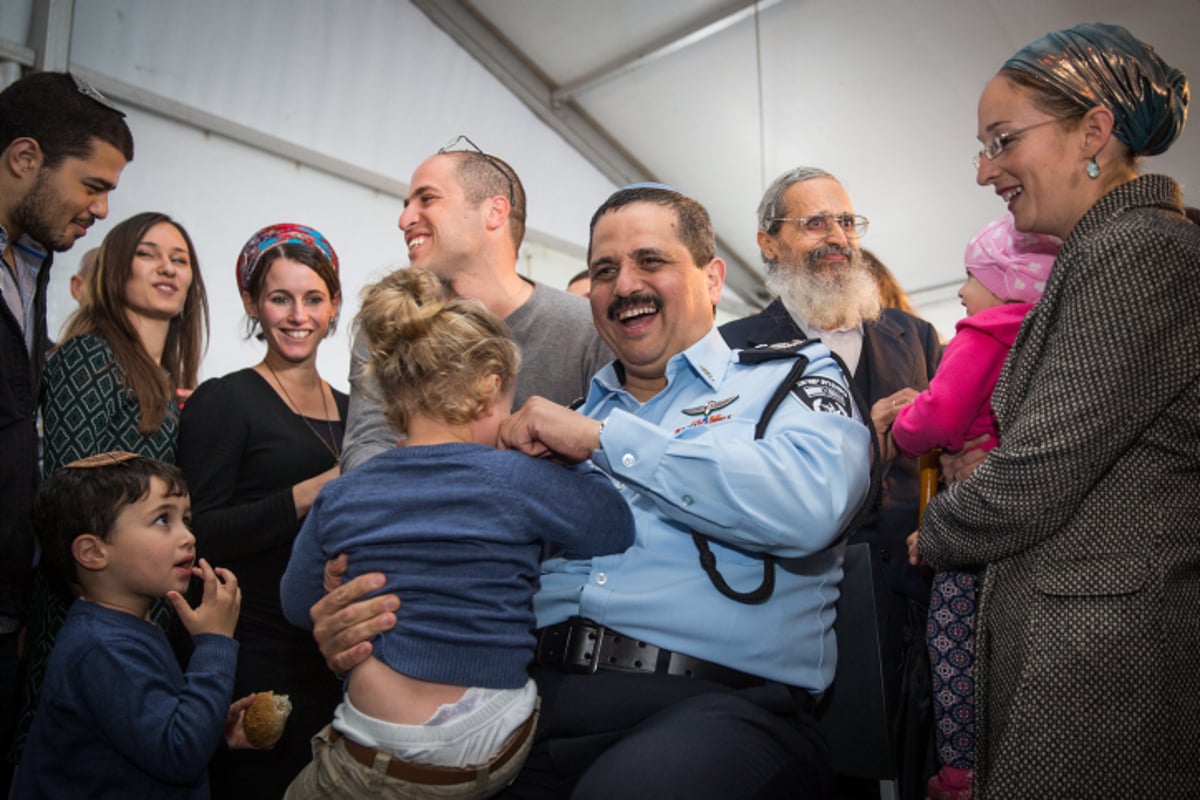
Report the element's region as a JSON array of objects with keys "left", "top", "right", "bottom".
[{"left": 913, "top": 23, "right": 1199, "bottom": 800}]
